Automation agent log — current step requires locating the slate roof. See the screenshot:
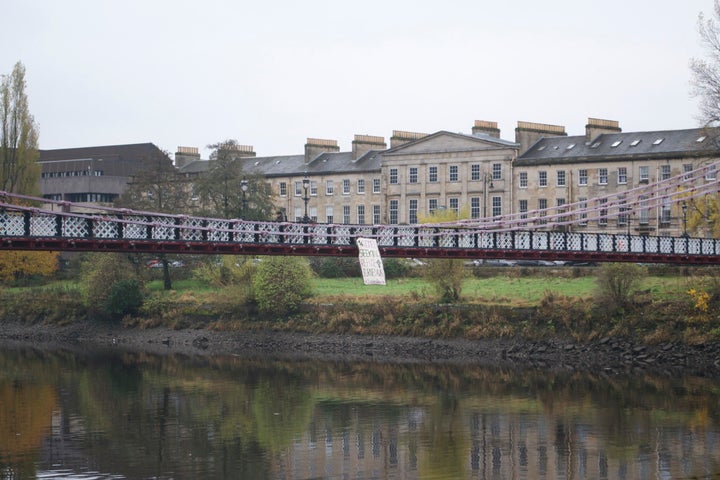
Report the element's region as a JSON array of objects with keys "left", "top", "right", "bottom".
[
  {"left": 516, "top": 128, "right": 717, "bottom": 166},
  {"left": 179, "top": 149, "right": 382, "bottom": 177}
]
